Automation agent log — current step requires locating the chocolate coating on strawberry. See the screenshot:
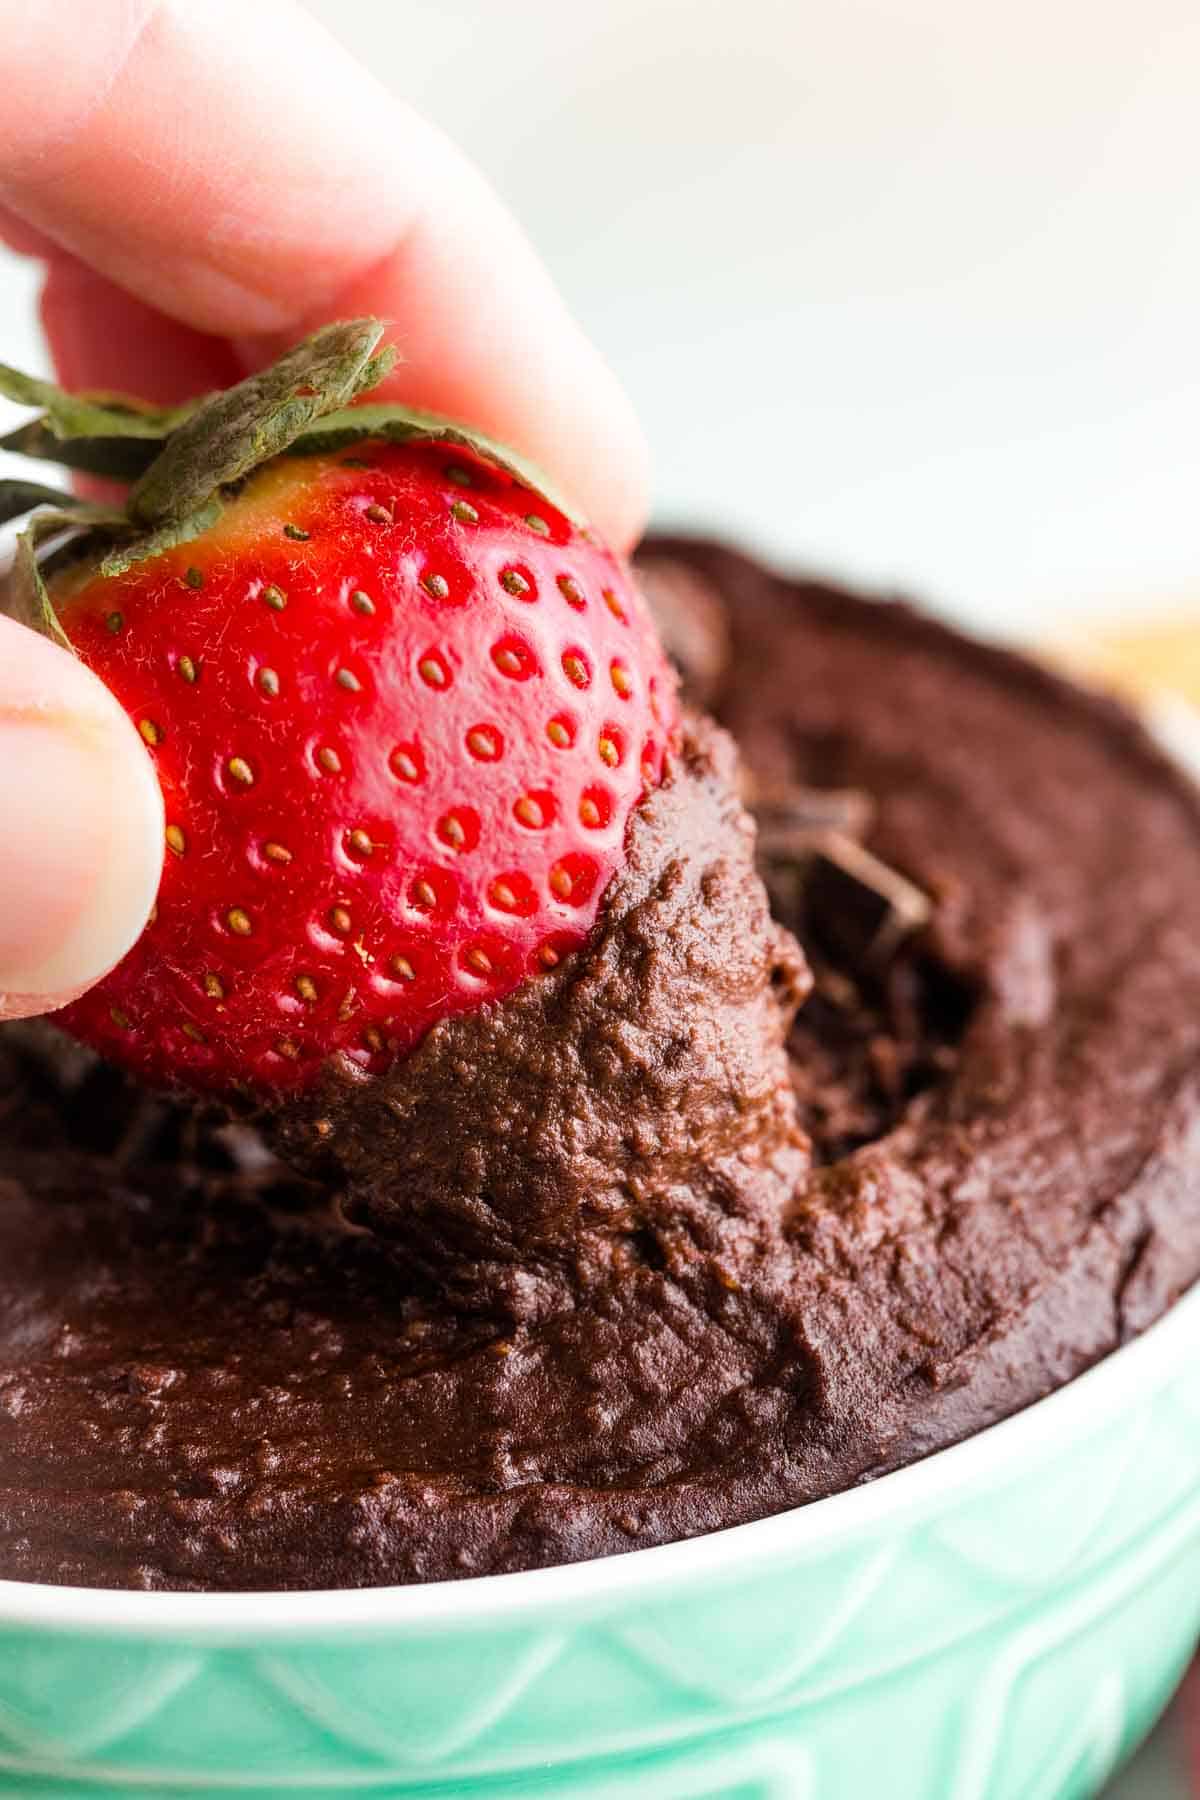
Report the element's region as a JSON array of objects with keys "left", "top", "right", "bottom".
[
  {"left": 269, "top": 718, "right": 811, "bottom": 1318},
  {"left": 0, "top": 324, "right": 679, "bottom": 1096}
]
